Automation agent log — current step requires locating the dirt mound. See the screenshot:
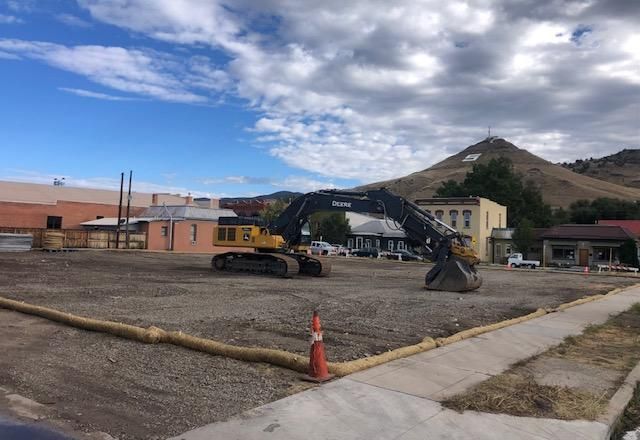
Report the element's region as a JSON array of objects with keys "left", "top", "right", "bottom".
[
  {"left": 359, "top": 138, "right": 640, "bottom": 208},
  {"left": 561, "top": 149, "right": 640, "bottom": 189}
]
